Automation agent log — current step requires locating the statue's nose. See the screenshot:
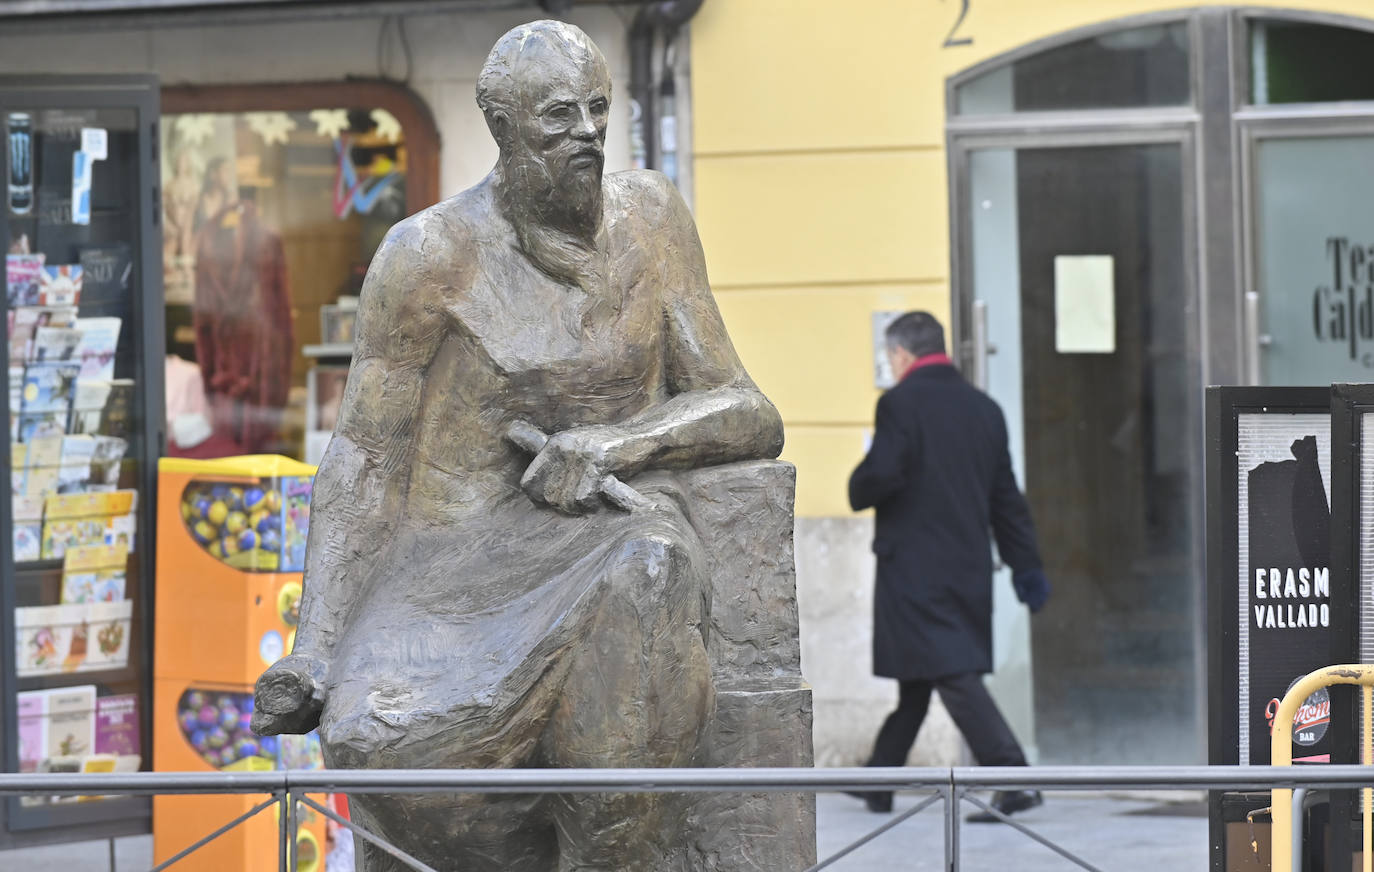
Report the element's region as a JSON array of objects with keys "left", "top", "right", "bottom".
[{"left": 571, "top": 105, "right": 598, "bottom": 139}]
